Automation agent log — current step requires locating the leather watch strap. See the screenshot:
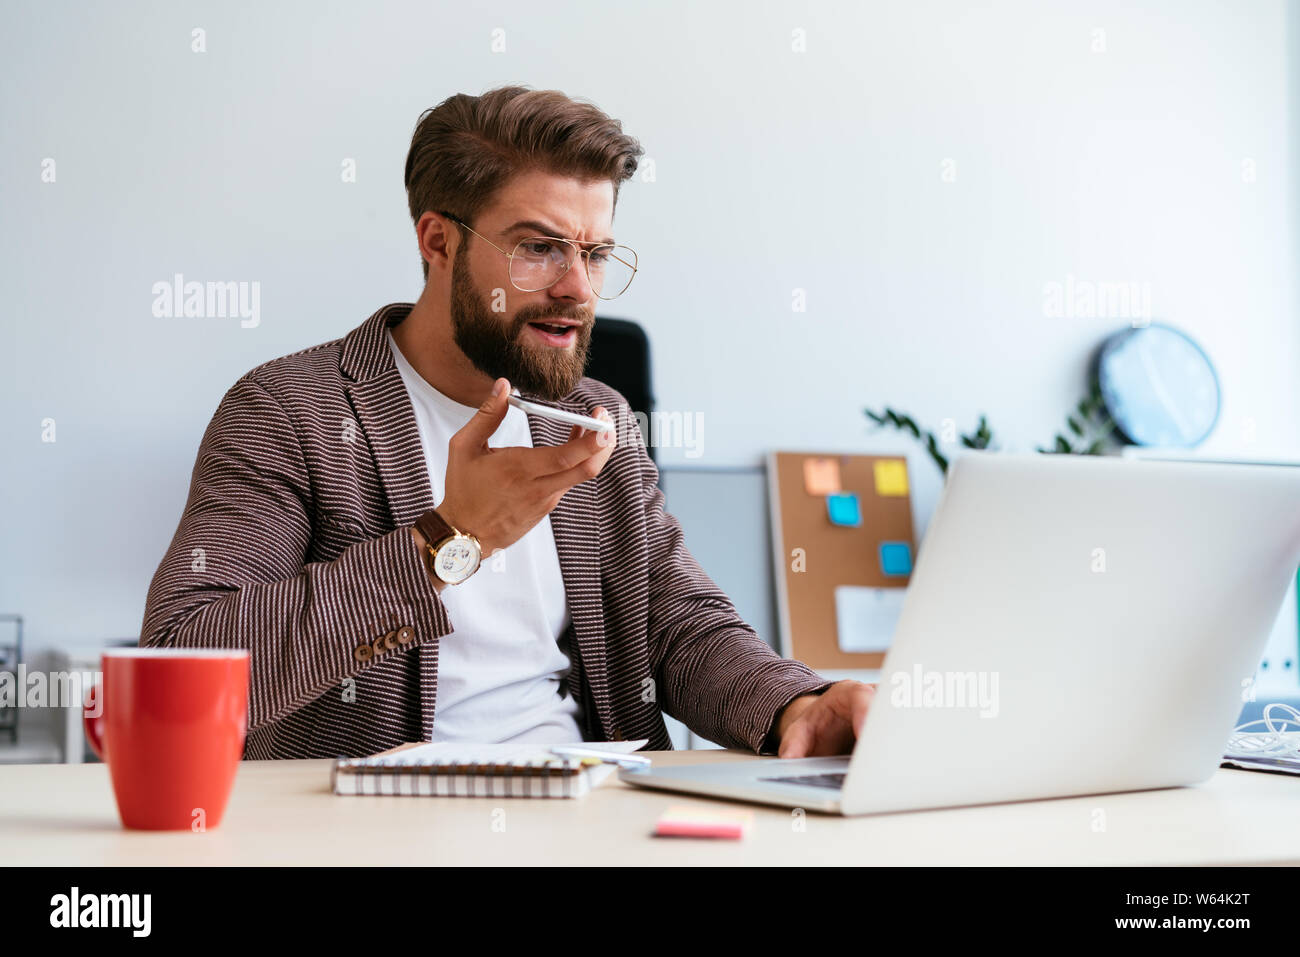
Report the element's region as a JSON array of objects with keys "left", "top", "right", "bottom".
[{"left": 414, "top": 509, "right": 455, "bottom": 550}]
